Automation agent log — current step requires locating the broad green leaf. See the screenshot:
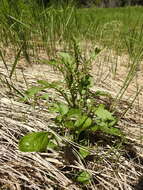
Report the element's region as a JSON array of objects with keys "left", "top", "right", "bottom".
[
  {"left": 94, "top": 90, "right": 111, "bottom": 97},
  {"left": 101, "top": 125, "right": 122, "bottom": 136},
  {"left": 74, "top": 115, "right": 88, "bottom": 128},
  {"left": 47, "top": 140, "right": 58, "bottom": 149},
  {"left": 52, "top": 103, "right": 69, "bottom": 116},
  {"left": 49, "top": 103, "right": 59, "bottom": 113},
  {"left": 96, "top": 120, "right": 108, "bottom": 127},
  {"left": 64, "top": 120, "right": 74, "bottom": 129},
  {"left": 25, "top": 86, "right": 44, "bottom": 98},
  {"left": 67, "top": 108, "right": 82, "bottom": 118},
  {"left": 95, "top": 104, "right": 115, "bottom": 121},
  {"left": 76, "top": 171, "right": 91, "bottom": 184},
  {"left": 91, "top": 123, "right": 121, "bottom": 136},
  {"left": 19, "top": 132, "right": 49, "bottom": 152},
  {"left": 55, "top": 115, "right": 63, "bottom": 123},
  {"left": 90, "top": 125, "right": 100, "bottom": 132},
  {"left": 78, "top": 117, "right": 92, "bottom": 133},
  {"left": 79, "top": 148, "right": 90, "bottom": 159},
  {"left": 81, "top": 89, "right": 86, "bottom": 95},
  {"left": 82, "top": 117, "right": 92, "bottom": 130},
  {"left": 58, "top": 52, "right": 73, "bottom": 64},
  {"left": 58, "top": 103, "right": 69, "bottom": 116},
  {"left": 108, "top": 119, "right": 118, "bottom": 127}
]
